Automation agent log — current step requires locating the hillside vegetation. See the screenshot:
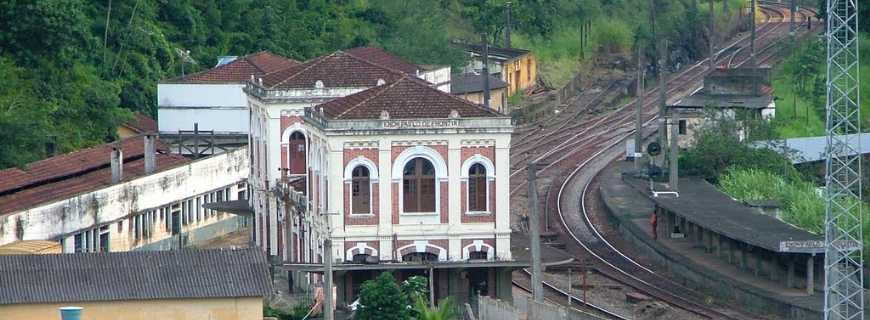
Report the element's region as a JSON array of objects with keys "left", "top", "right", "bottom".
[
  {"left": 771, "top": 33, "right": 870, "bottom": 138},
  {"left": 0, "top": 0, "right": 851, "bottom": 170}
]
